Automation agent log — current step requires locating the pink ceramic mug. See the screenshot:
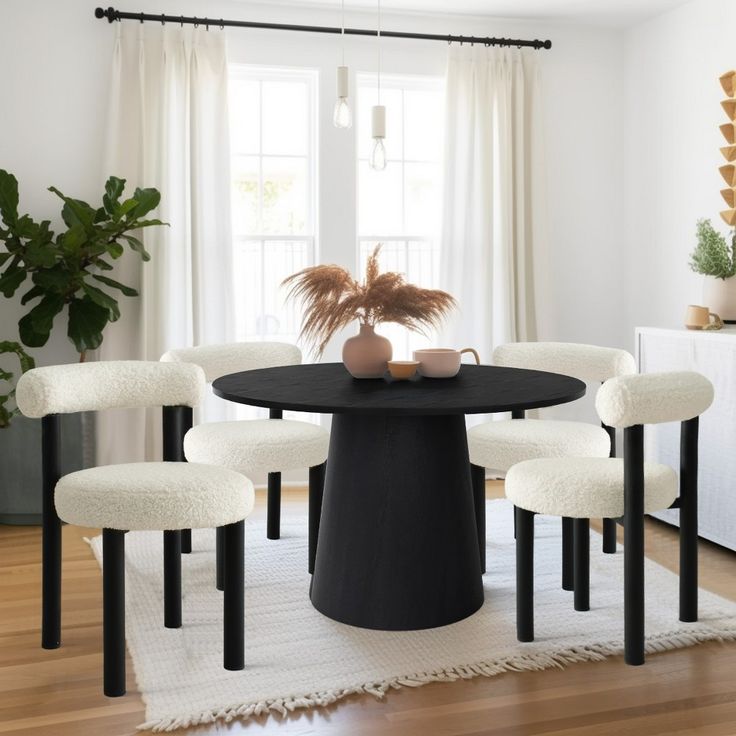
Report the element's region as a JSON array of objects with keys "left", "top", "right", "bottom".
[{"left": 412, "top": 348, "right": 481, "bottom": 378}]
